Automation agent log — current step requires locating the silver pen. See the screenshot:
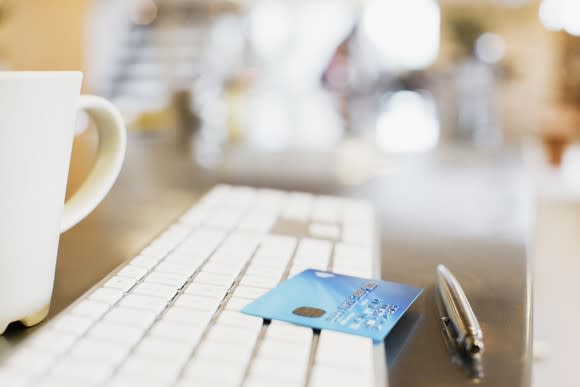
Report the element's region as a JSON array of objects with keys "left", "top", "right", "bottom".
[{"left": 437, "top": 264, "right": 484, "bottom": 358}]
